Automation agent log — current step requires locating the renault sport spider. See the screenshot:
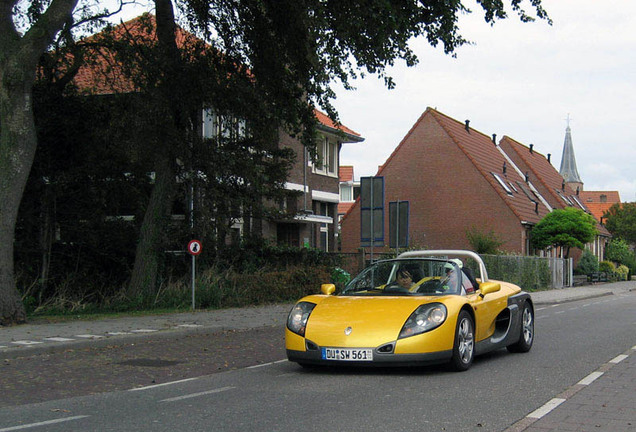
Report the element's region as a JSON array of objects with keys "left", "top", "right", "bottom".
[{"left": 285, "top": 250, "right": 534, "bottom": 371}]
